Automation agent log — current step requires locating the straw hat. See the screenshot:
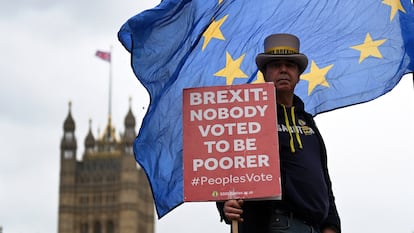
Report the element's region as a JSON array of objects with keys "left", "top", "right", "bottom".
[{"left": 255, "top": 33, "right": 308, "bottom": 74}]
